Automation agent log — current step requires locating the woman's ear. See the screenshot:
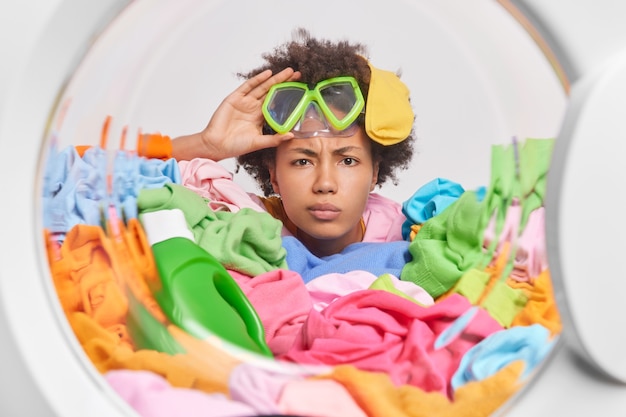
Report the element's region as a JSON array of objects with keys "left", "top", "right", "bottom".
[
  {"left": 370, "top": 160, "right": 380, "bottom": 192},
  {"left": 269, "top": 165, "right": 281, "bottom": 195}
]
